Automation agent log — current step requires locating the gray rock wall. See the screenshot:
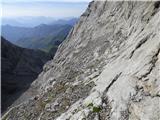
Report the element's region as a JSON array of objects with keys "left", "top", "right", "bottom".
[{"left": 2, "top": 1, "right": 160, "bottom": 120}]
